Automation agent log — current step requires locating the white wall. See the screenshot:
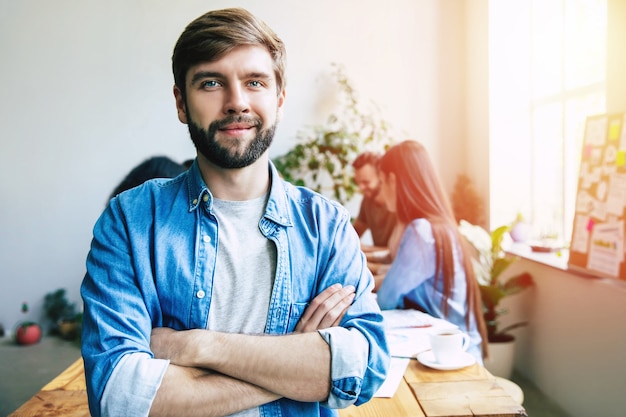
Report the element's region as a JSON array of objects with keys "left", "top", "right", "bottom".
[
  {"left": 501, "top": 255, "right": 626, "bottom": 417},
  {"left": 0, "top": 1, "right": 467, "bottom": 332},
  {"left": 607, "top": 0, "right": 626, "bottom": 112},
  {"left": 464, "top": 0, "right": 490, "bottom": 227}
]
